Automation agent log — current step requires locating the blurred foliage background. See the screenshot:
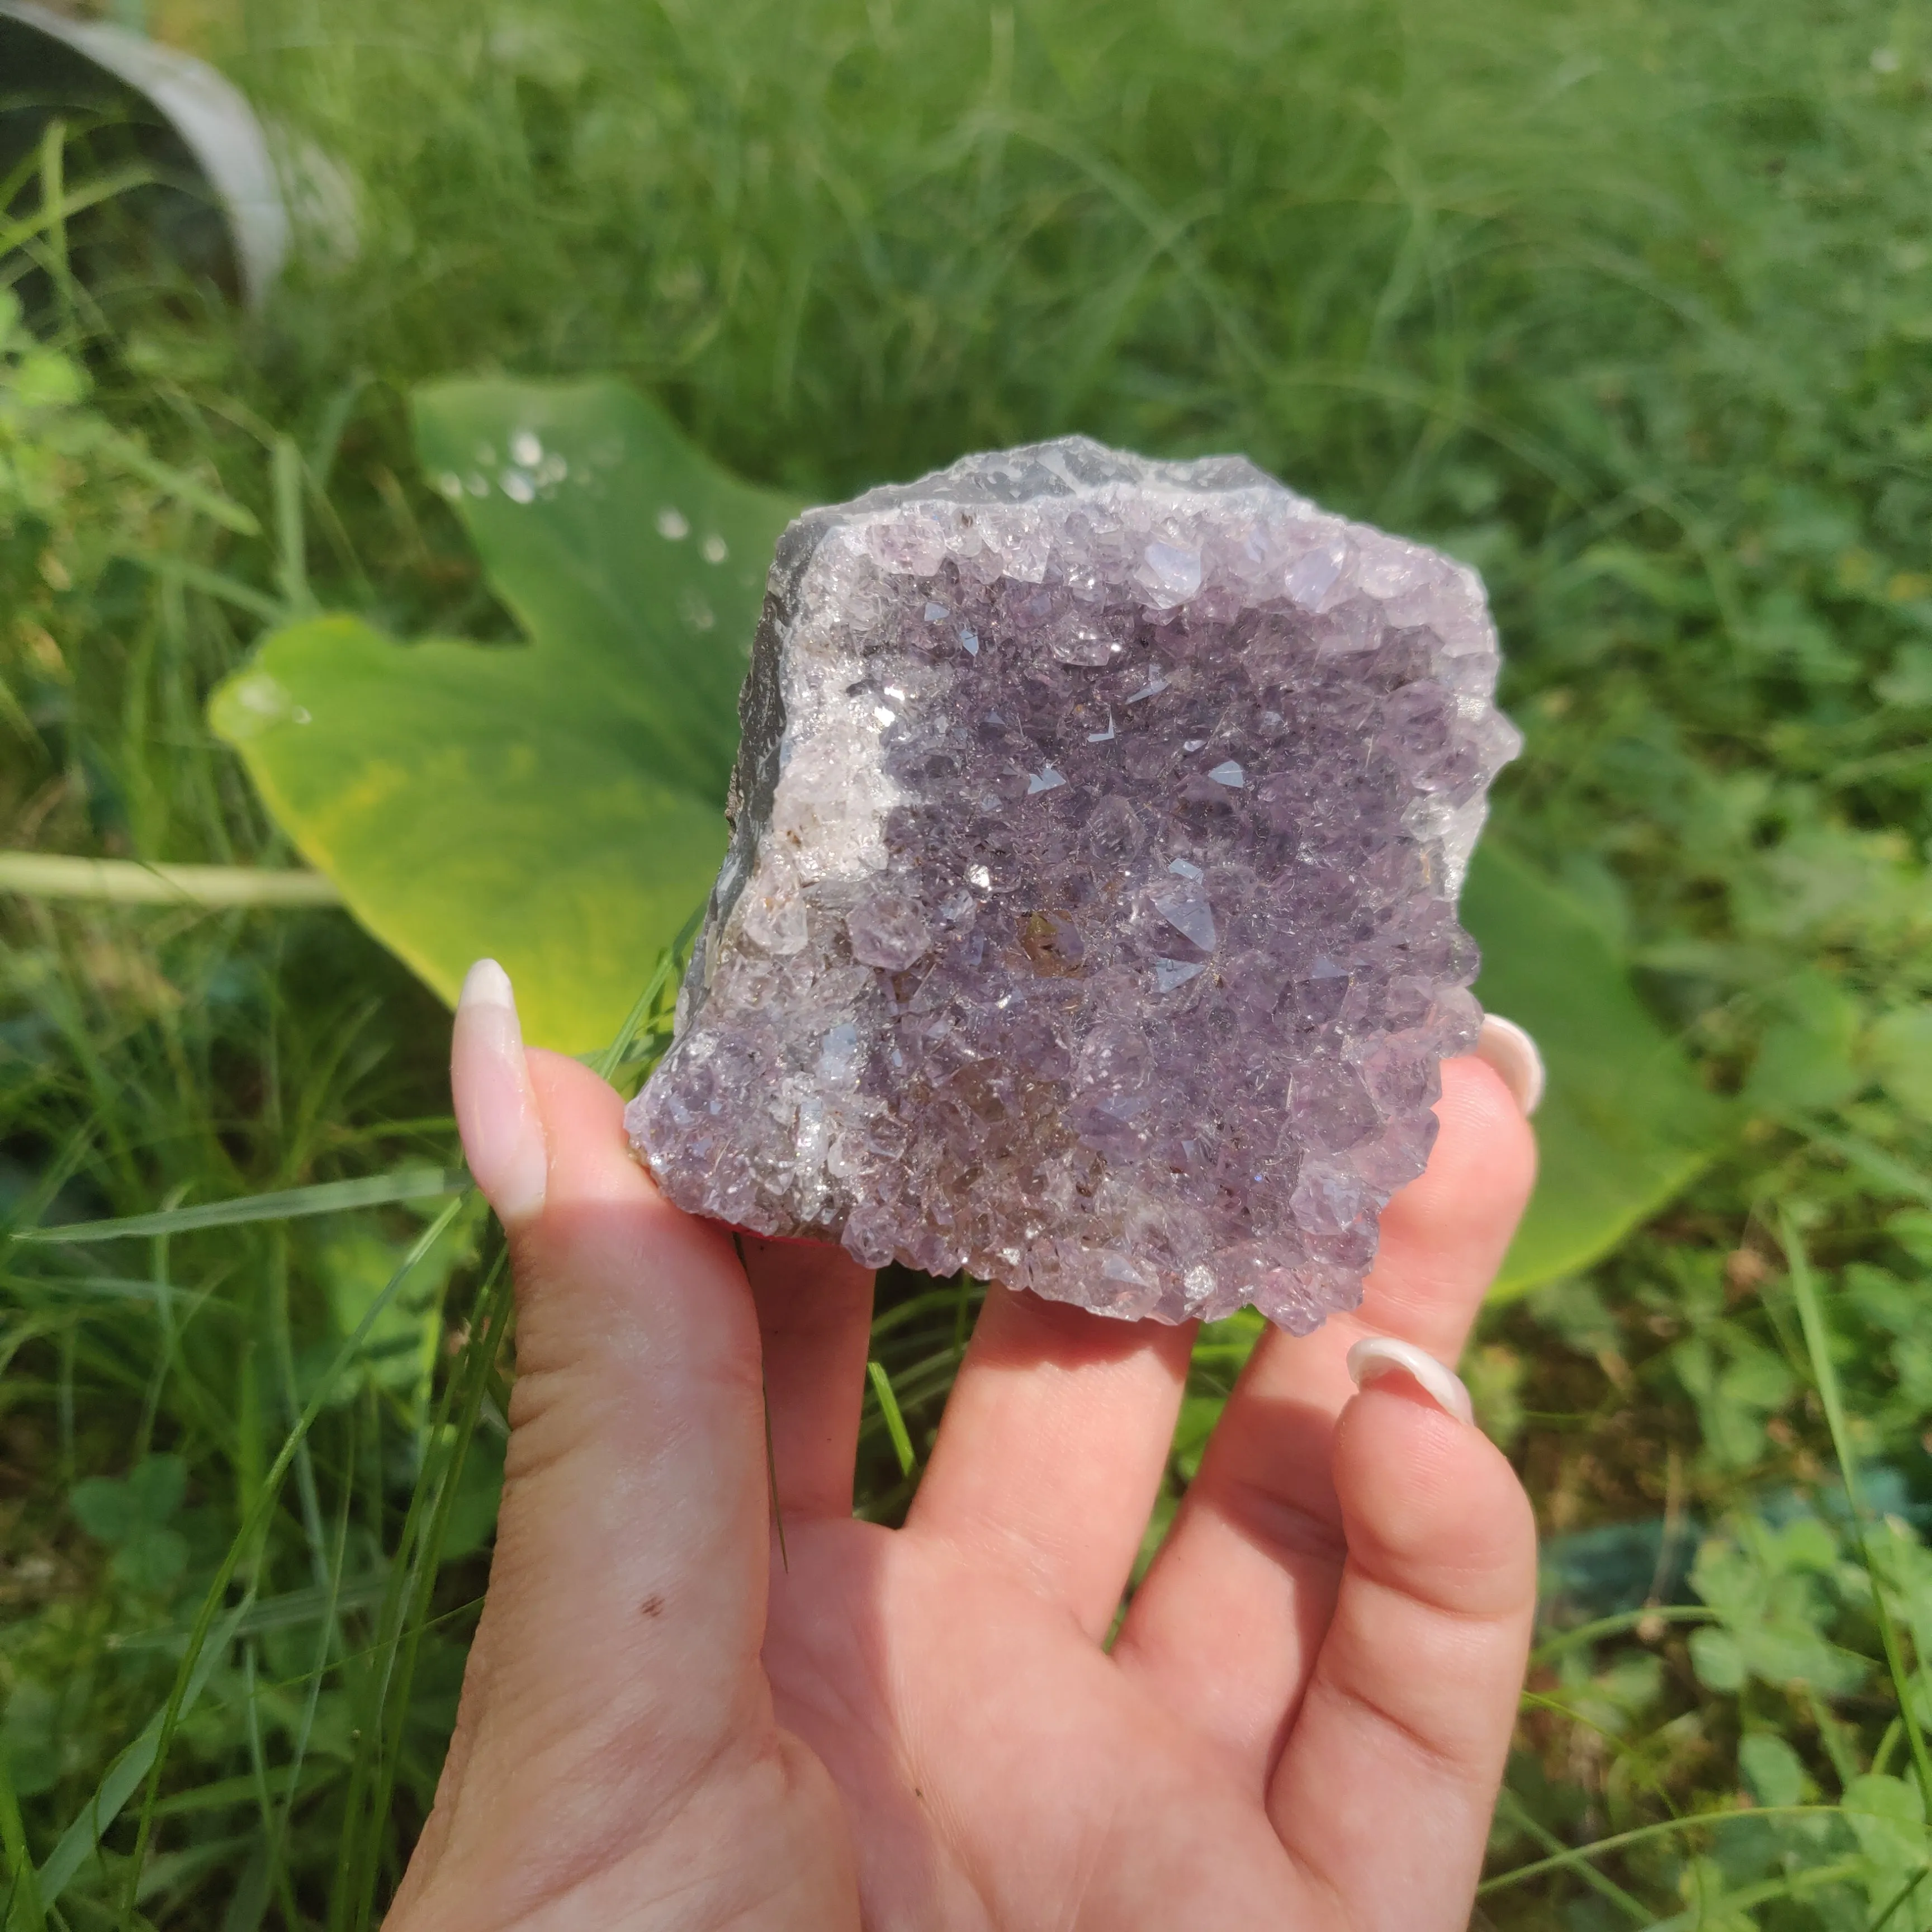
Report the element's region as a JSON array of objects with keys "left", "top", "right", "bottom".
[{"left": 3, "top": 0, "right": 1932, "bottom": 1925}]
